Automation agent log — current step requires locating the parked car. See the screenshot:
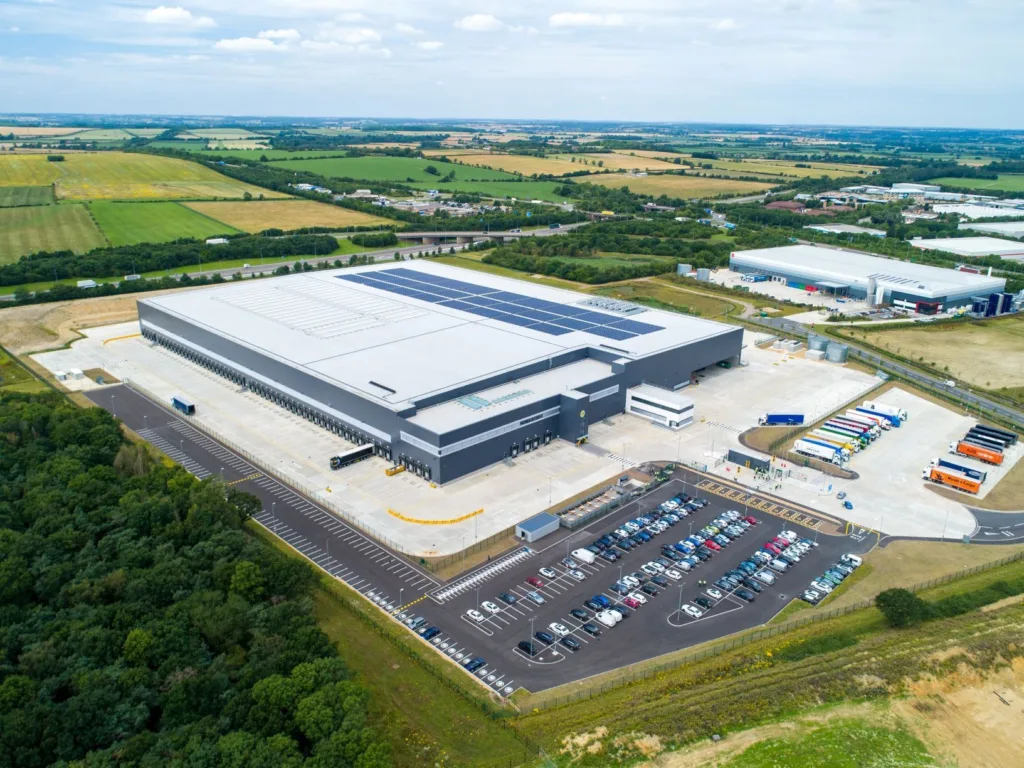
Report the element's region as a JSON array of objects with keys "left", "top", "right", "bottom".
[
  {"left": 705, "top": 541, "right": 722, "bottom": 552},
  {"left": 584, "top": 598, "right": 603, "bottom": 611},
  {"left": 481, "top": 601, "right": 500, "bottom": 615},
  {"left": 561, "top": 557, "right": 578, "bottom": 569},
  {"left": 742, "top": 578, "right": 763, "bottom": 593},
  {"left": 622, "top": 575, "right": 641, "bottom": 588},
  {"left": 421, "top": 626, "right": 441, "bottom": 641},
  {"left": 570, "top": 608, "right": 589, "bottom": 621},
  {"left": 464, "top": 656, "right": 486, "bottom": 672},
  {"left": 665, "top": 568, "right": 684, "bottom": 580},
  {"left": 561, "top": 636, "right": 582, "bottom": 652},
  {"left": 498, "top": 592, "right": 518, "bottom": 605},
  {"left": 405, "top": 616, "right": 426, "bottom": 629},
  {"left": 683, "top": 605, "right": 704, "bottom": 619},
  {"left": 569, "top": 569, "right": 586, "bottom": 581},
  {"left": 534, "top": 631, "right": 555, "bottom": 645},
  {"left": 628, "top": 592, "right": 648, "bottom": 605},
  {"left": 611, "top": 582, "right": 630, "bottom": 596},
  {"left": 641, "top": 583, "right": 659, "bottom": 597},
  {"left": 734, "top": 589, "right": 756, "bottom": 602},
  {"left": 527, "top": 591, "right": 545, "bottom": 605},
  {"left": 582, "top": 623, "right": 602, "bottom": 636},
  {"left": 610, "top": 605, "right": 631, "bottom": 619},
  {"left": 517, "top": 641, "right": 539, "bottom": 656},
  {"left": 549, "top": 622, "right": 570, "bottom": 637},
  {"left": 600, "top": 550, "right": 618, "bottom": 563},
  {"left": 592, "top": 594, "right": 611, "bottom": 608},
  {"left": 754, "top": 571, "right": 775, "bottom": 586},
  {"left": 467, "top": 609, "right": 485, "bottom": 622},
  {"left": 539, "top": 567, "right": 557, "bottom": 579},
  {"left": 651, "top": 575, "right": 669, "bottom": 588},
  {"left": 623, "top": 597, "right": 641, "bottom": 609},
  {"left": 694, "top": 596, "right": 714, "bottom": 609}
]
